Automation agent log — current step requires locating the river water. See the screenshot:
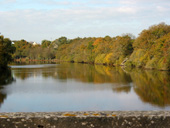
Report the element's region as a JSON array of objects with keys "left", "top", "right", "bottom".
[{"left": 0, "top": 62, "right": 170, "bottom": 112}]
